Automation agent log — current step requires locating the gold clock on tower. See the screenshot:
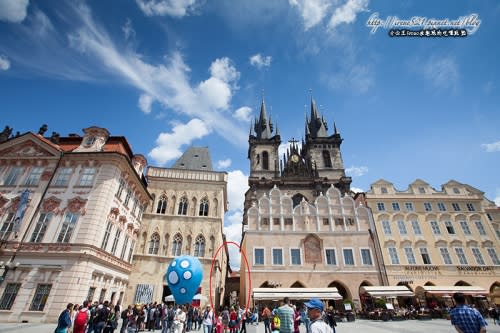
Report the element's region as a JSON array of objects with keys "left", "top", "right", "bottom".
[{"left": 291, "top": 154, "right": 300, "bottom": 163}]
